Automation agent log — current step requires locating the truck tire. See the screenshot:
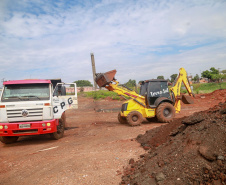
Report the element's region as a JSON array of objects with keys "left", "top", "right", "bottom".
[
  {"left": 126, "top": 111, "right": 143, "bottom": 126},
  {"left": 118, "top": 112, "right": 127, "bottom": 124},
  {"left": 50, "top": 119, "right": 65, "bottom": 140},
  {"left": 156, "top": 102, "right": 175, "bottom": 123},
  {"left": 61, "top": 112, "right": 67, "bottom": 129},
  {"left": 0, "top": 136, "right": 19, "bottom": 144}
]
